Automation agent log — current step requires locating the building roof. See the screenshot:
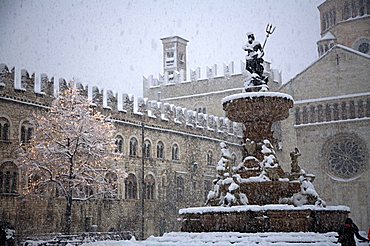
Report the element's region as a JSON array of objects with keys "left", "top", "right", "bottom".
[
  {"left": 280, "top": 44, "right": 370, "bottom": 90},
  {"left": 161, "top": 36, "right": 189, "bottom": 44},
  {"left": 319, "top": 31, "right": 336, "bottom": 41}
]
